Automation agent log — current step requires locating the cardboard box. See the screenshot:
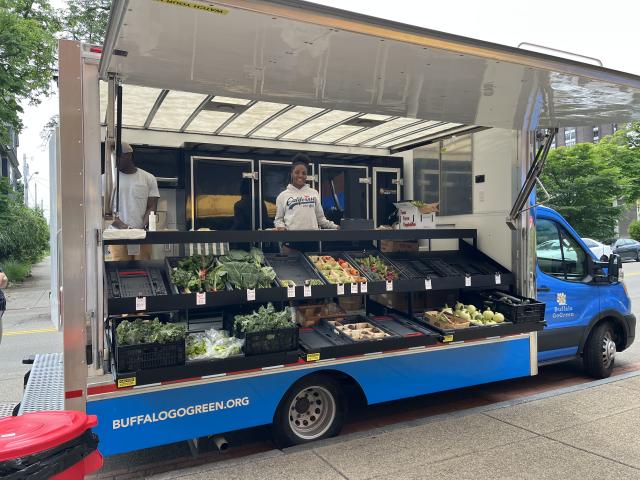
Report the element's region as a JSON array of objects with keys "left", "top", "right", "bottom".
[
  {"left": 379, "top": 239, "right": 419, "bottom": 253},
  {"left": 394, "top": 202, "right": 437, "bottom": 229}
]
